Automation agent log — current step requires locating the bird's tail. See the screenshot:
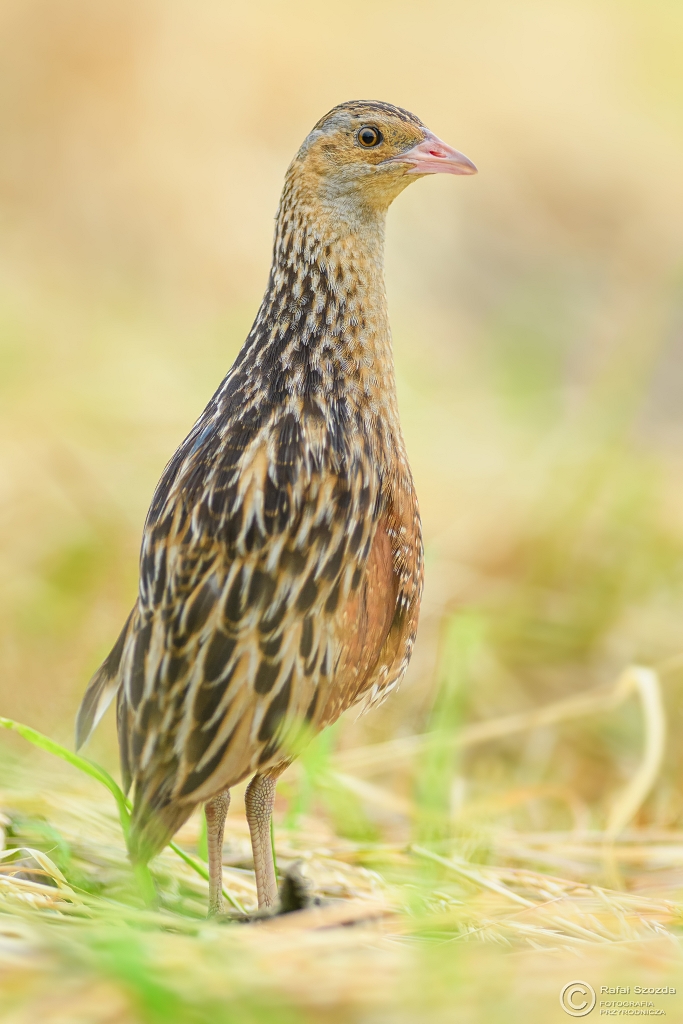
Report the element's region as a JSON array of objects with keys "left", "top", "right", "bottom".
[
  {"left": 75, "top": 610, "right": 134, "bottom": 750},
  {"left": 127, "top": 775, "right": 194, "bottom": 865}
]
